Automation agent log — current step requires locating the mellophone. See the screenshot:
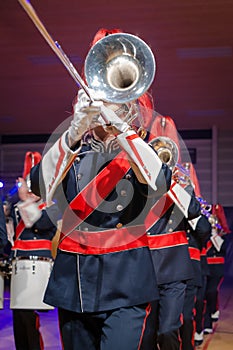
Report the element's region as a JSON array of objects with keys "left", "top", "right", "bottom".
[{"left": 0, "top": 256, "right": 54, "bottom": 310}]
